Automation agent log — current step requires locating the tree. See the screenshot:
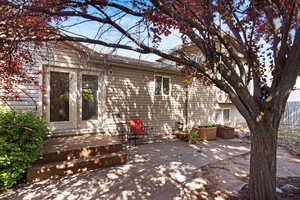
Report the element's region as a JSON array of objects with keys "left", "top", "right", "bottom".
[
  {"left": 0, "top": 1, "right": 53, "bottom": 102},
  {"left": 1, "top": 0, "right": 300, "bottom": 199}
]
